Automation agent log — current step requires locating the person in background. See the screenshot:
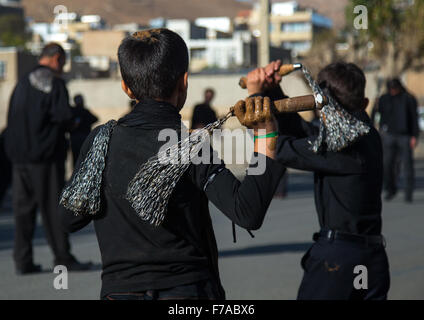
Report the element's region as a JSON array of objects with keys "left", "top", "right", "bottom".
[
  {"left": 4, "top": 43, "right": 92, "bottom": 274},
  {"left": 191, "top": 88, "right": 218, "bottom": 129},
  {"left": 70, "top": 94, "right": 98, "bottom": 165},
  {"left": 375, "top": 78, "right": 420, "bottom": 202}
]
